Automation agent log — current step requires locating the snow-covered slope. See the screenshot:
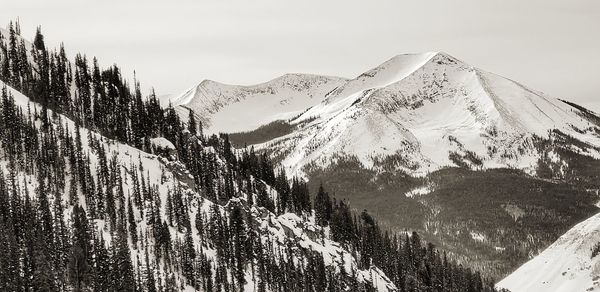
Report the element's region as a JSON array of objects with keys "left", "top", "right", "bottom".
[
  {"left": 172, "top": 74, "right": 348, "bottom": 134},
  {"left": 0, "top": 79, "right": 396, "bottom": 291},
  {"left": 497, "top": 213, "right": 600, "bottom": 292},
  {"left": 252, "top": 52, "right": 600, "bottom": 175}
]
